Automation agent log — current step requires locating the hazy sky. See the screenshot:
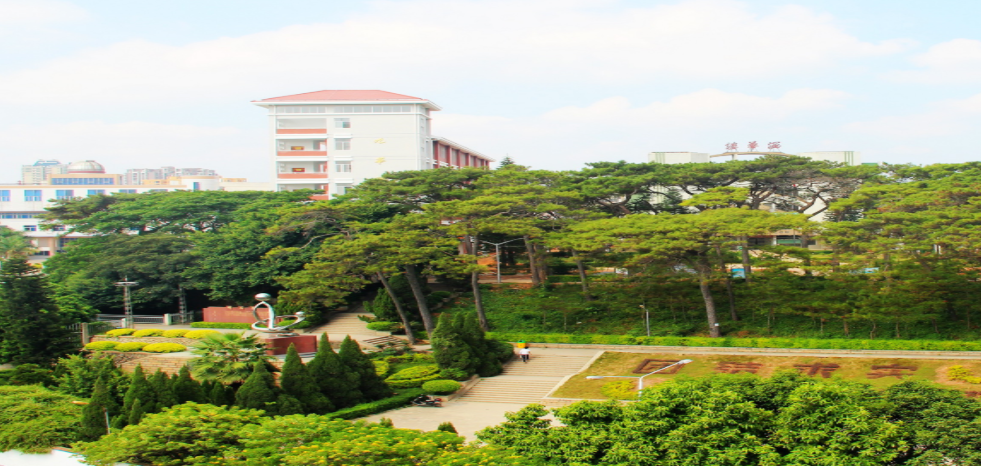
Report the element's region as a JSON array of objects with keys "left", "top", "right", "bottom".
[{"left": 2, "top": 0, "right": 980, "bottom": 182}]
